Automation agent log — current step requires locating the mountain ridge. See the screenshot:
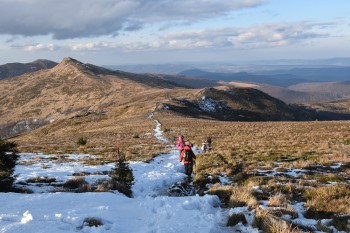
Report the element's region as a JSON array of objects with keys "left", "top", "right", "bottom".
[
  {"left": 158, "top": 87, "right": 316, "bottom": 121},
  {"left": 0, "top": 57, "right": 188, "bottom": 138},
  {"left": 1, "top": 57, "right": 349, "bottom": 145},
  {"left": 0, "top": 59, "right": 57, "bottom": 80},
  {"left": 289, "top": 80, "right": 350, "bottom": 98}
]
